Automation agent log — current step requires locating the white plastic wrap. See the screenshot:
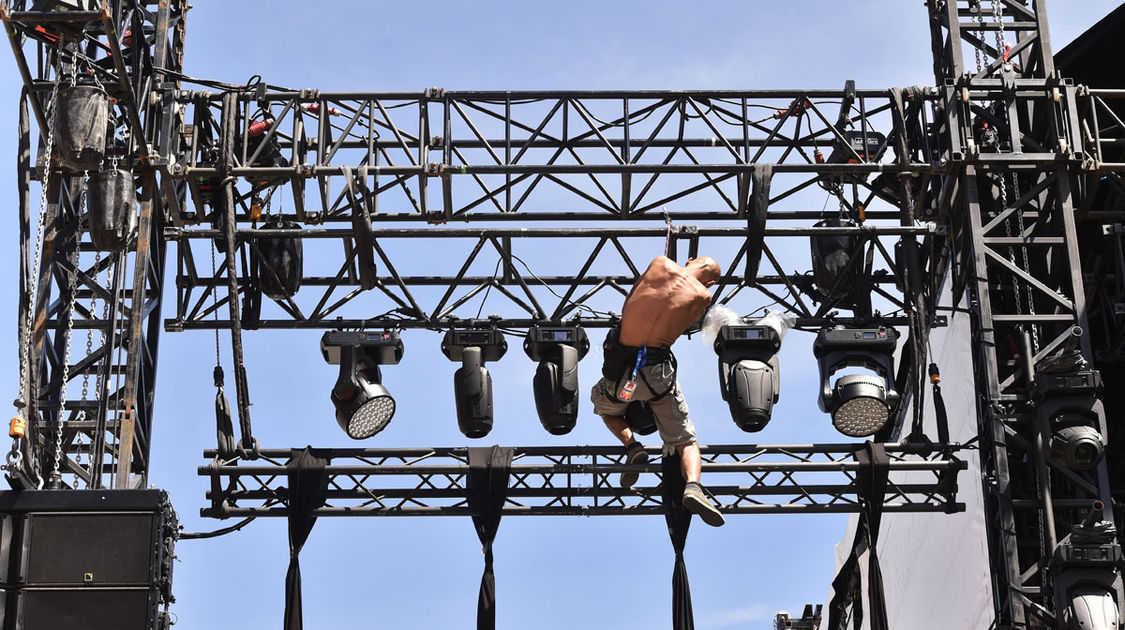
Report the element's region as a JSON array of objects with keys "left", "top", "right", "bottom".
[
  {"left": 702, "top": 306, "right": 795, "bottom": 346},
  {"left": 752, "top": 309, "right": 795, "bottom": 341},
  {"left": 701, "top": 304, "right": 744, "bottom": 346}
]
